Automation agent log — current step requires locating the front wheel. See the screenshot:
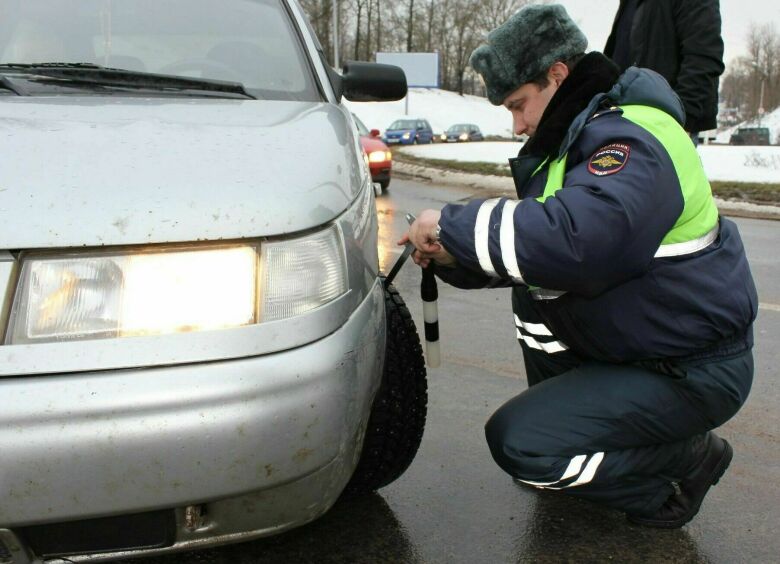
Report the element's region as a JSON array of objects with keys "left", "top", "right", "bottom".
[{"left": 343, "top": 280, "right": 428, "bottom": 495}]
